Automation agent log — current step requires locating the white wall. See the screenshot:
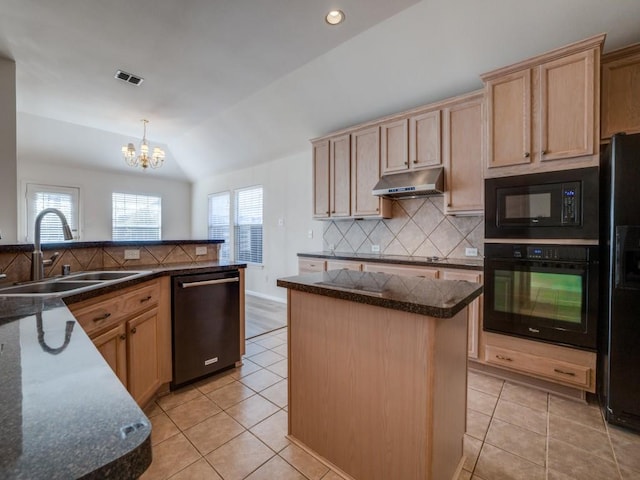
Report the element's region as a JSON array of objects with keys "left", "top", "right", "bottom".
[
  {"left": 17, "top": 161, "right": 192, "bottom": 242},
  {"left": 192, "top": 150, "right": 323, "bottom": 301},
  {"left": 0, "top": 57, "right": 17, "bottom": 244}
]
